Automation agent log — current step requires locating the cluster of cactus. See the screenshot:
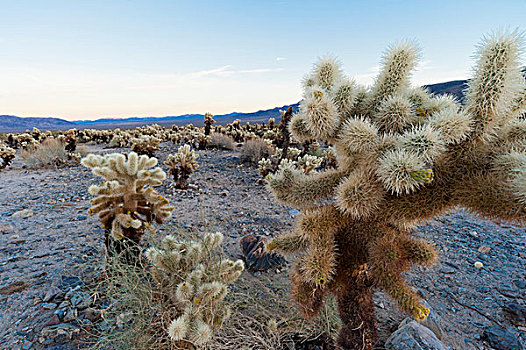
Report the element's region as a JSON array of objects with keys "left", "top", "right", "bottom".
[
  {"left": 164, "top": 144, "right": 199, "bottom": 189},
  {"left": 266, "top": 32, "right": 526, "bottom": 349},
  {"left": 145, "top": 232, "right": 244, "bottom": 348},
  {"left": 259, "top": 145, "right": 334, "bottom": 177},
  {"left": 81, "top": 151, "right": 174, "bottom": 261},
  {"left": 130, "top": 135, "right": 162, "bottom": 156},
  {"left": 0, "top": 142, "right": 16, "bottom": 169}
]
